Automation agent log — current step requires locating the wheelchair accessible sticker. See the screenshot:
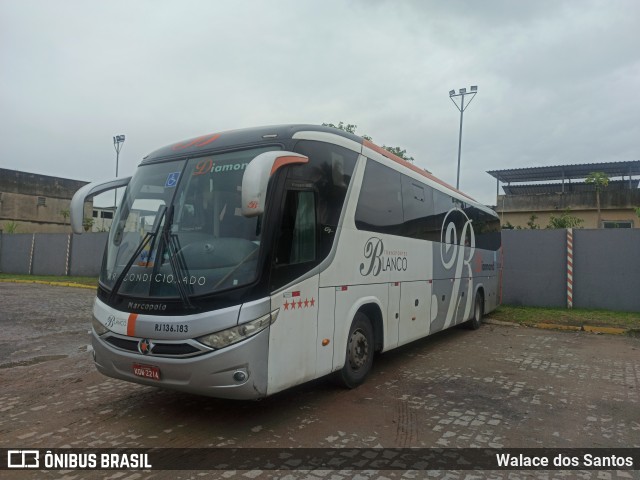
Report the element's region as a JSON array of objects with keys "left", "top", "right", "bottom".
[{"left": 165, "top": 172, "right": 181, "bottom": 188}]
